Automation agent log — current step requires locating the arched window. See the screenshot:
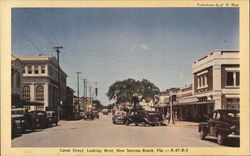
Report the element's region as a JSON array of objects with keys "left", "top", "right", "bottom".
[
  {"left": 23, "top": 86, "right": 30, "bottom": 101},
  {"left": 35, "top": 85, "right": 44, "bottom": 101}
]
